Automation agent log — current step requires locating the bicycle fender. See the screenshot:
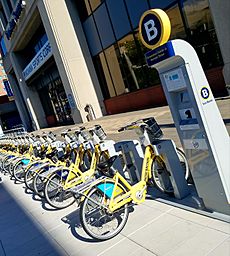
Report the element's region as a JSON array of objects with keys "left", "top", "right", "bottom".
[
  {"left": 21, "top": 159, "right": 30, "bottom": 165},
  {"left": 97, "top": 182, "right": 124, "bottom": 199}
]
